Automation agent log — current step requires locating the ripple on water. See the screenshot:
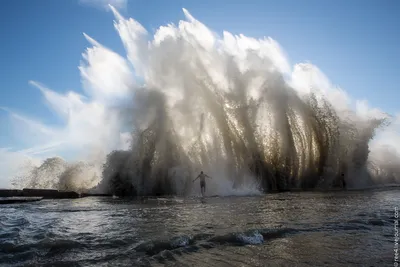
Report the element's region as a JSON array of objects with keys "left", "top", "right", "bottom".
[{"left": 0, "top": 191, "right": 398, "bottom": 267}]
